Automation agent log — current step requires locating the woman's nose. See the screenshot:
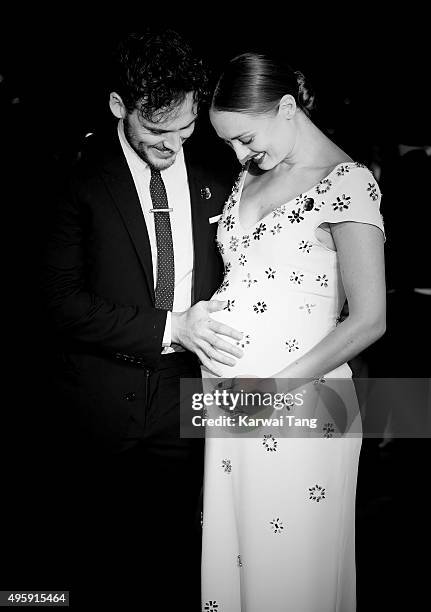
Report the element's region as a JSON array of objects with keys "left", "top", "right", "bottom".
[{"left": 232, "top": 141, "right": 250, "bottom": 164}]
